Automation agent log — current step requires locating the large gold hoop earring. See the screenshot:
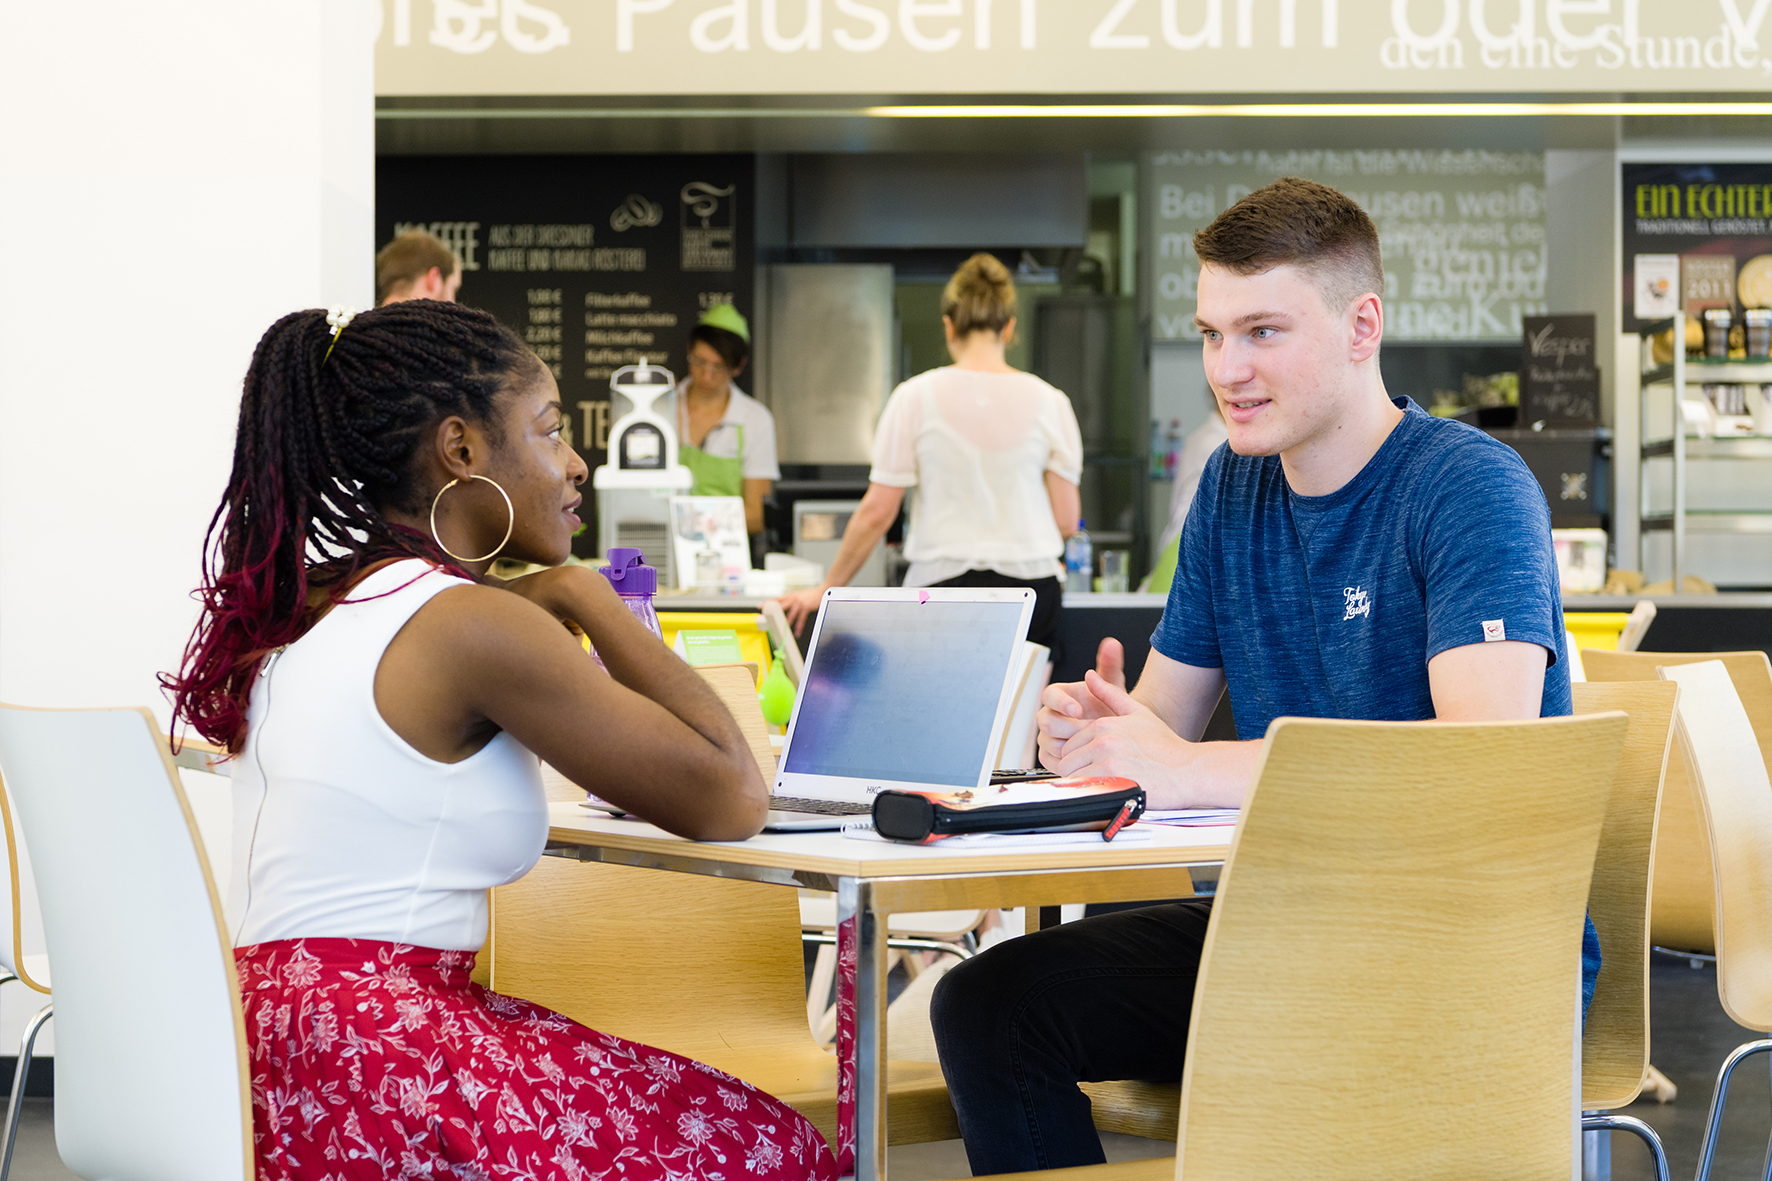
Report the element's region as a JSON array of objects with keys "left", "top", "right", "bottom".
[{"left": 429, "top": 475, "right": 514, "bottom": 563}]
